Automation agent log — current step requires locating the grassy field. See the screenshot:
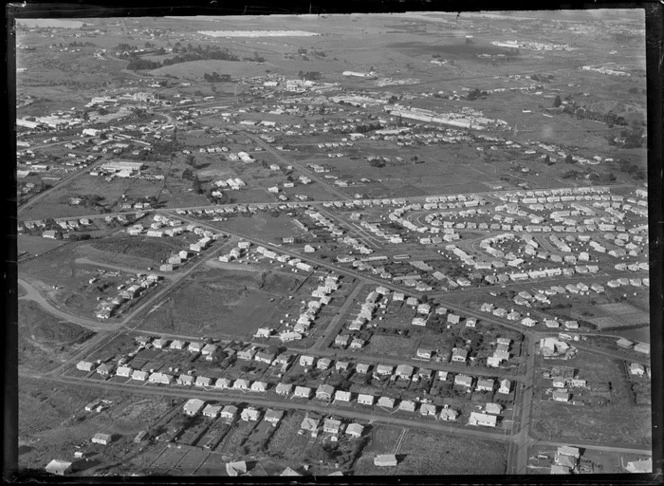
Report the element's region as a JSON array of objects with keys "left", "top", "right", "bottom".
[
  {"left": 18, "top": 300, "right": 95, "bottom": 372},
  {"left": 19, "top": 378, "right": 175, "bottom": 471},
  {"left": 365, "top": 334, "right": 419, "bottom": 358},
  {"left": 140, "top": 267, "right": 288, "bottom": 338},
  {"left": 354, "top": 427, "right": 506, "bottom": 475},
  {"left": 210, "top": 212, "right": 306, "bottom": 243},
  {"left": 531, "top": 401, "right": 651, "bottom": 448},
  {"left": 87, "top": 234, "right": 185, "bottom": 264}
]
